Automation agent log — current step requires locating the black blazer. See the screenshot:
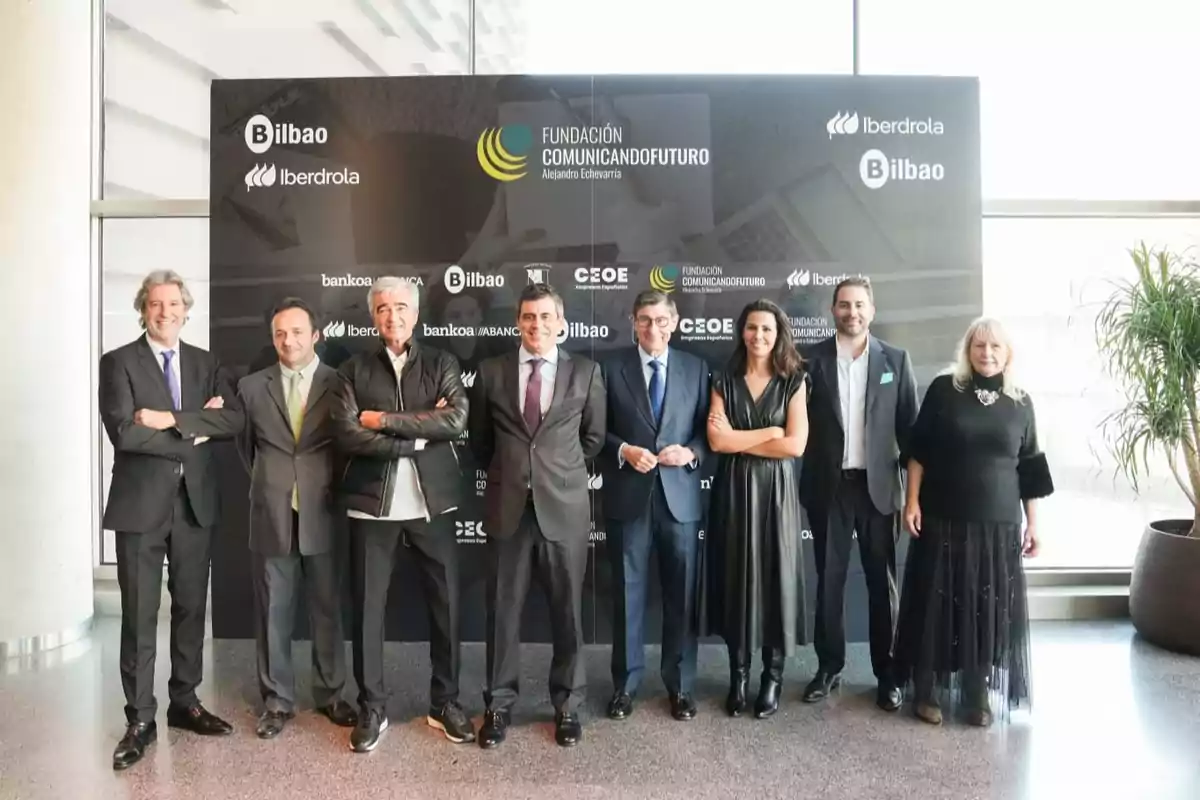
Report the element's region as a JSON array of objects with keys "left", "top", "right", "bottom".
[
  {"left": 100, "top": 337, "right": 244, "bottom": 533},
  {"left": 598, "top": 347, "right": 710, "bottom": 524},
  {"left": 469, "top": 348, "right": 606, "bottom": 542},
  {"left": 799, "top": 335, "right": 919, "bottom": 515}
]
